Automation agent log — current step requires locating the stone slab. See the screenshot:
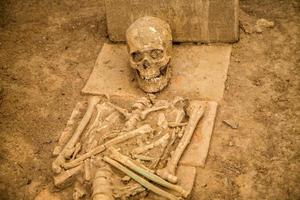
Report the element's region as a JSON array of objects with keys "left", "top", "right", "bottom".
[
  {"left": 82, "top": 43, "right": 231, "bottom": 101},
  {"left": 105, "top": 0, "right": 239, "bottom": 43},
  {"left": 180, "top": 101, "right": 218, "bottom": 167}
]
